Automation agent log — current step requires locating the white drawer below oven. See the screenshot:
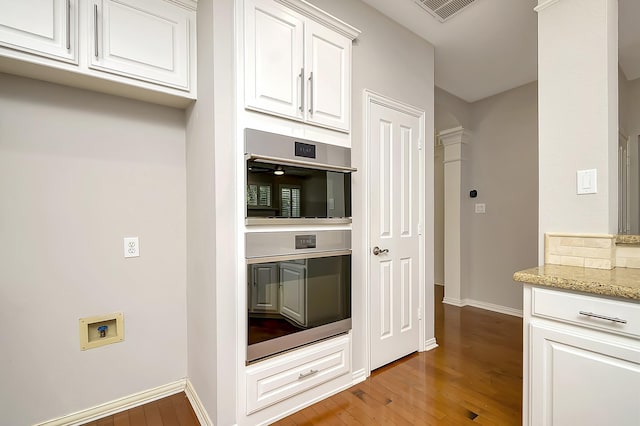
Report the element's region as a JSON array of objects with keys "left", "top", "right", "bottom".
[{"left": 246, "top": 334, "right": 350, "bottom": 414}]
